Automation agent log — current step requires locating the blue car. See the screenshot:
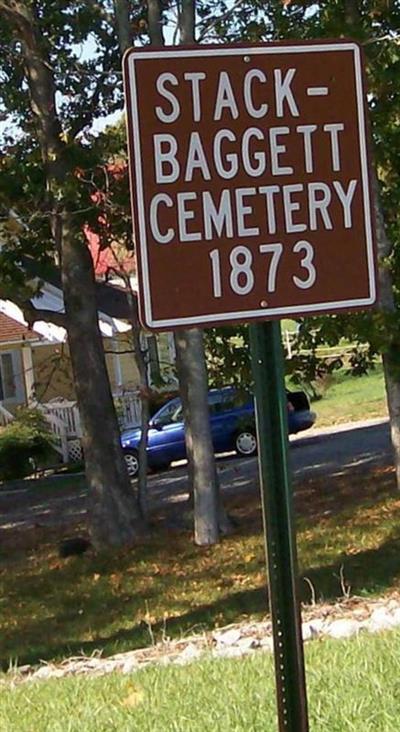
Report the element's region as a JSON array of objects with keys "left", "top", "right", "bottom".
[{"left": 121, "top": 387, "right": 316, "bottom": 478}]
